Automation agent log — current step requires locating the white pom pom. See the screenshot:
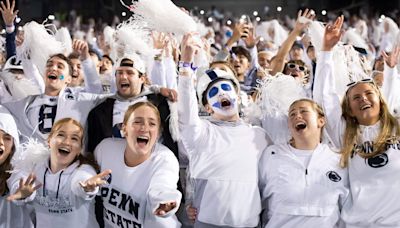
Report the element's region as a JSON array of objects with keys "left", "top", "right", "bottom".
[
  {"left": 55, "top": 27, "right": 73, "bottom": 56},
  {"left": 11, "top": 138, "right": 50, "bottom": 173},
  {"left": 255, "top": 74, "right": 307, "bottom": 115},
  {"left": 16, "top": 21, "right": 64, "bottom": 76},
  {"left": 130, "top": 0, "right": 197, "bottom": 34}
]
